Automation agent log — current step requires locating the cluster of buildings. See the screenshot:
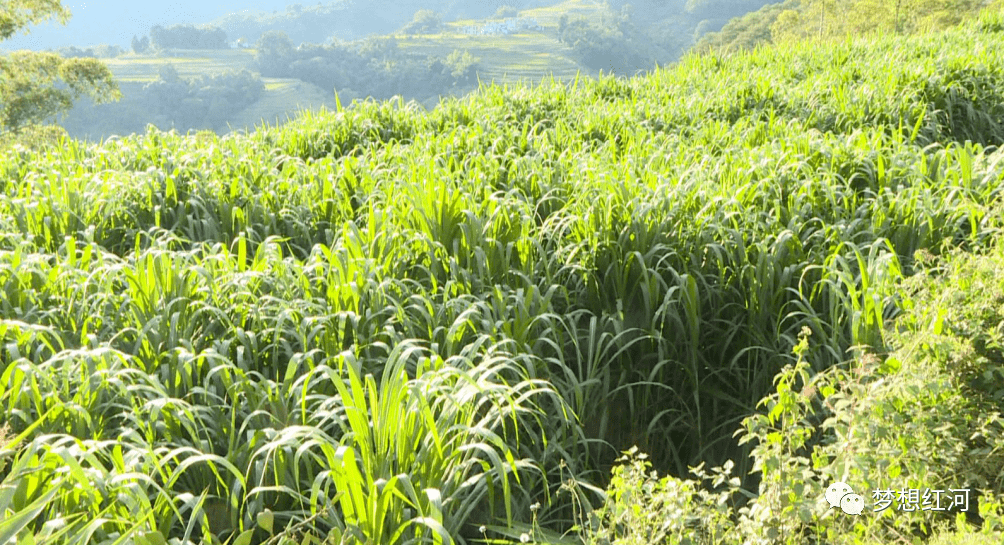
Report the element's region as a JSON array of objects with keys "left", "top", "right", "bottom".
[{"left": 461, "top": 17, "right": 543, "bottom": 36}]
